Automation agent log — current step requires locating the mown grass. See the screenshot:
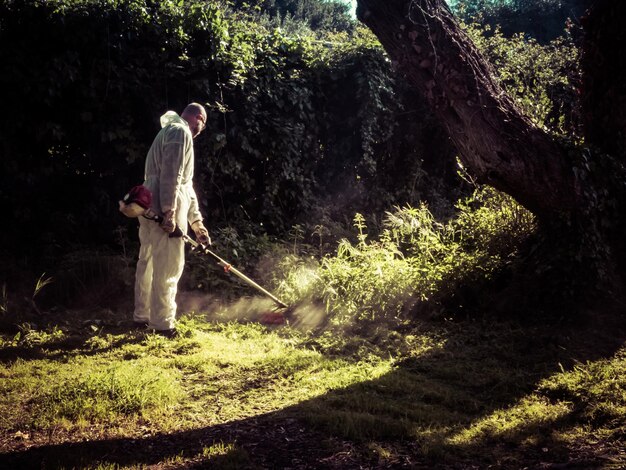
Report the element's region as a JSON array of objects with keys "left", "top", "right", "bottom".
[{"left": 0, "top": 307, "right": 625, "bottom": 469}]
